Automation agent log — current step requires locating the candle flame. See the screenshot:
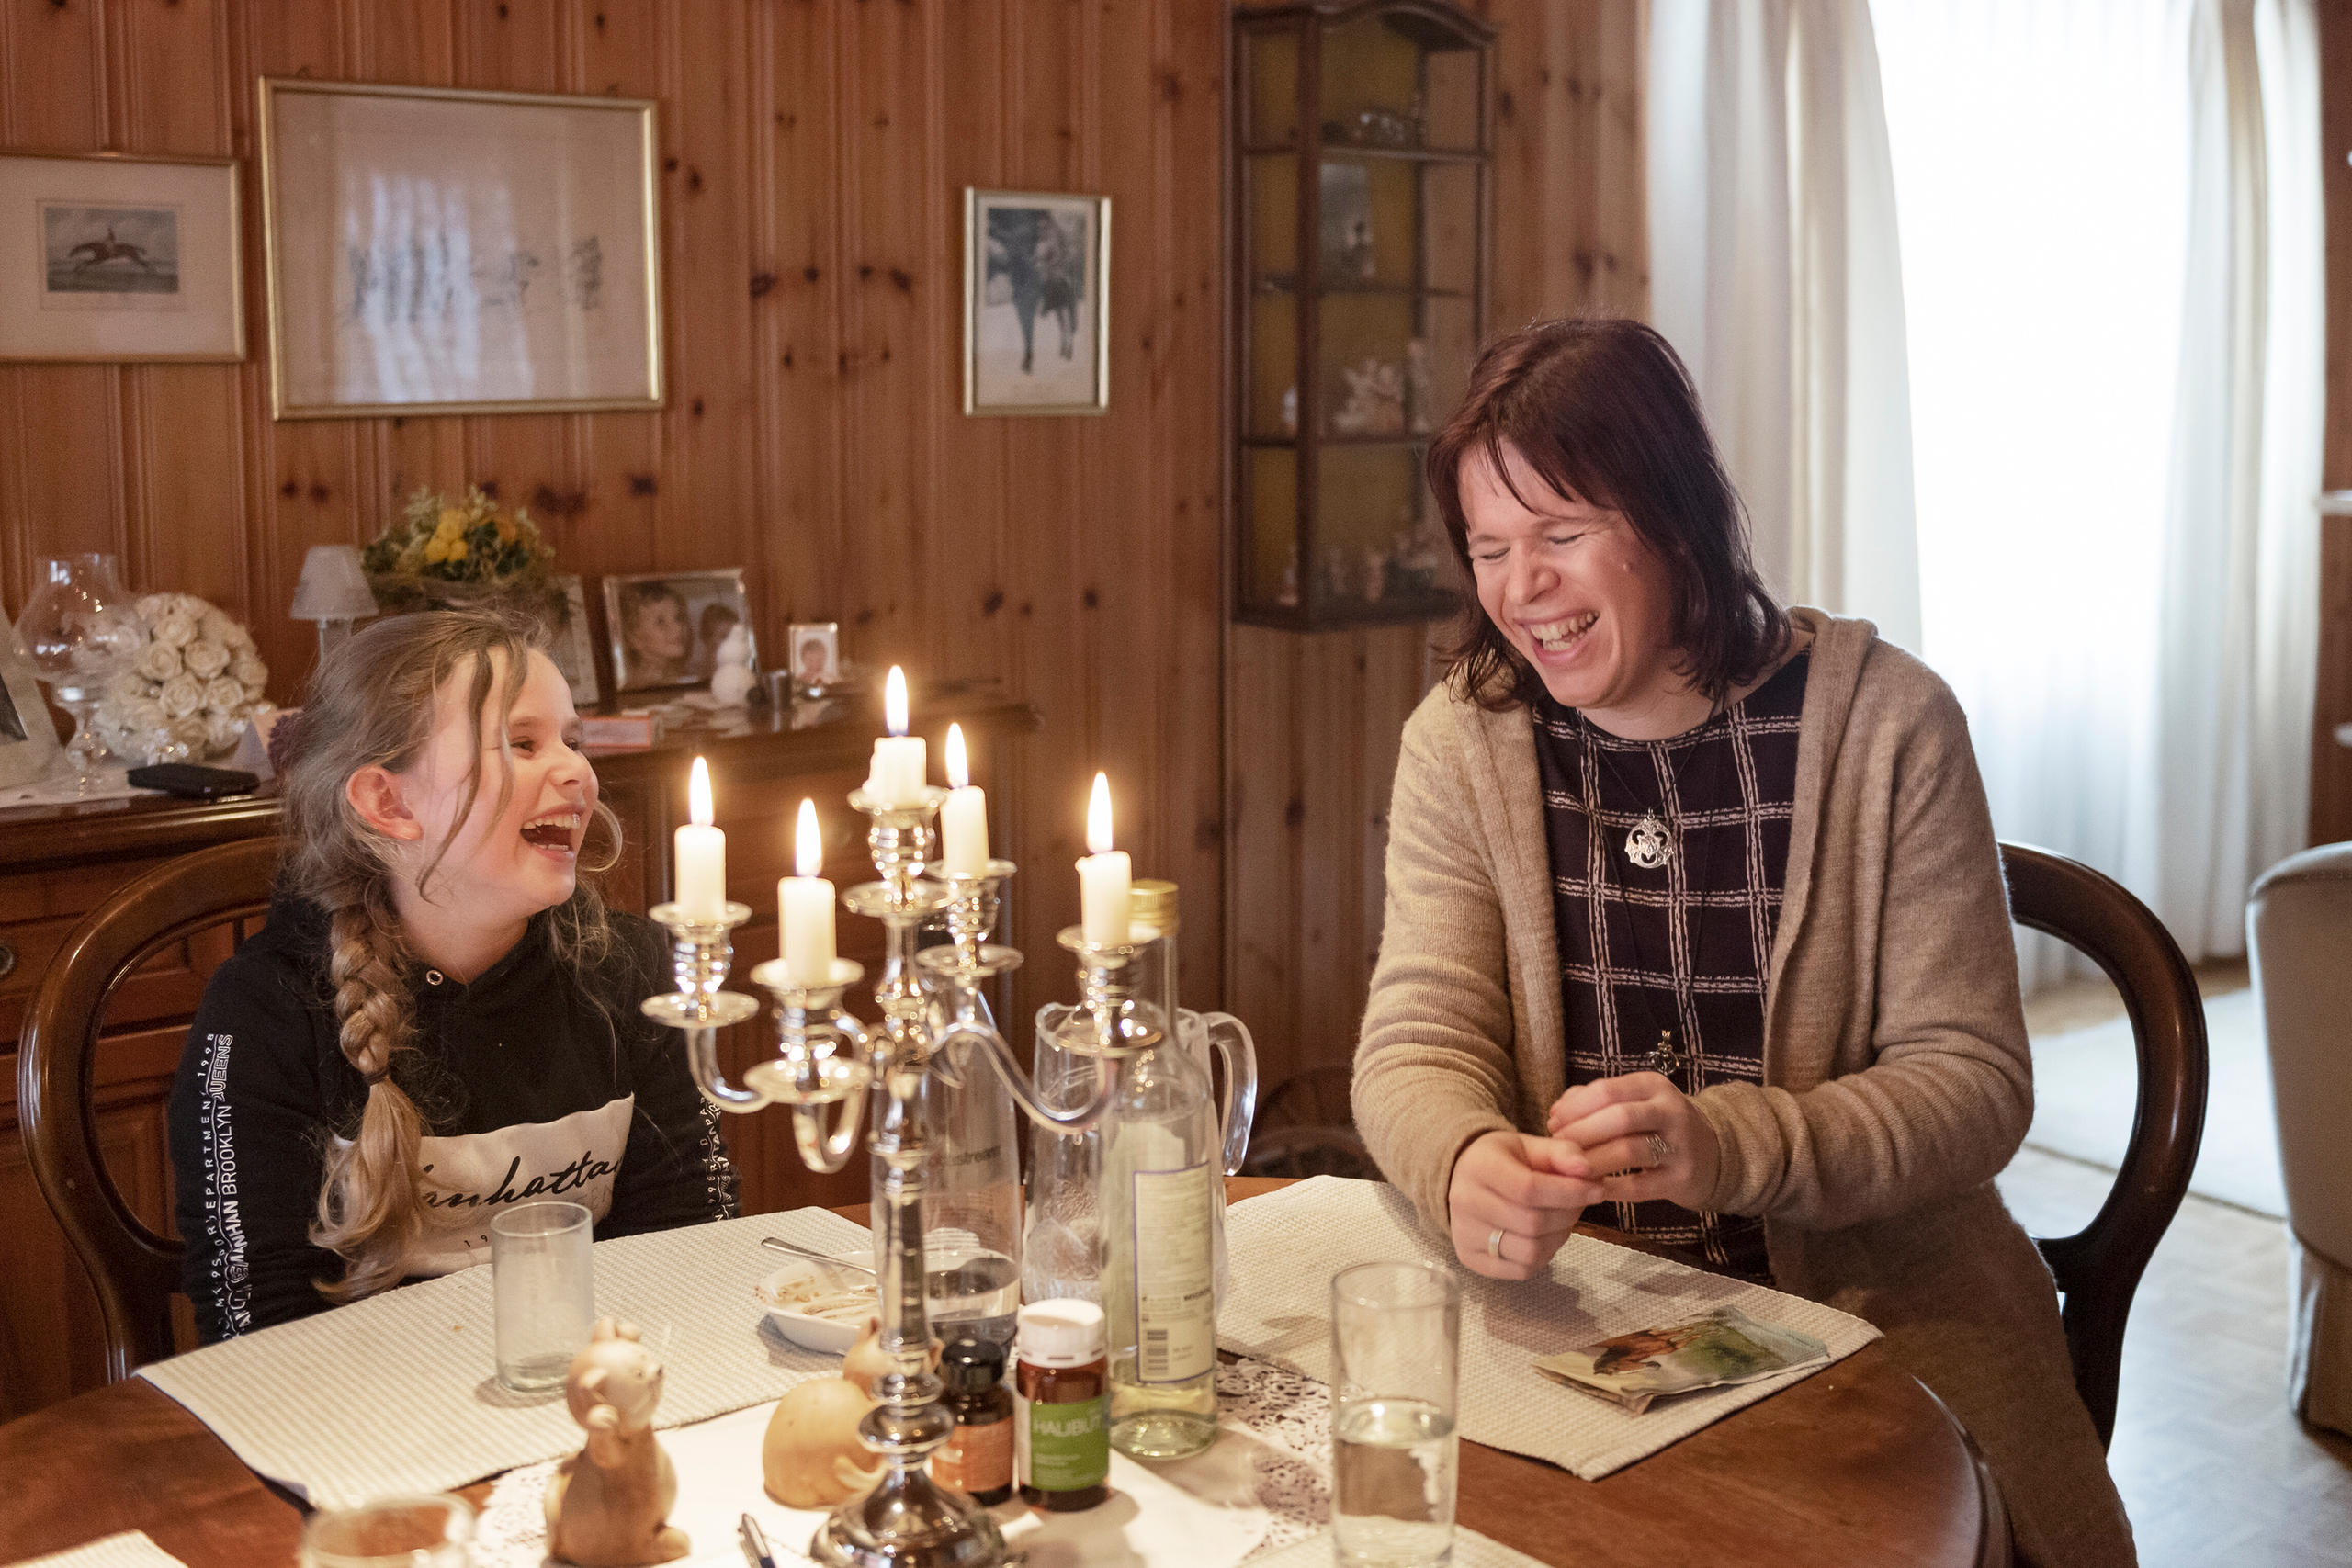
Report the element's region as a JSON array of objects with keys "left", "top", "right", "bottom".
[
  {"left": 945, "top": 723, "right": 970, "bottom": 790},
  {"left": 885, "top": 665, "right": 909, "bottom": 737},
  {"left": 796, "top": 798, "right": 822, "bottom": 879},
  {"left": 1086, "top": 772, "right": 1114, "bottom": 854},
  {"left": 688, "top": 756, "right": 713, "bottom": 828}
]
